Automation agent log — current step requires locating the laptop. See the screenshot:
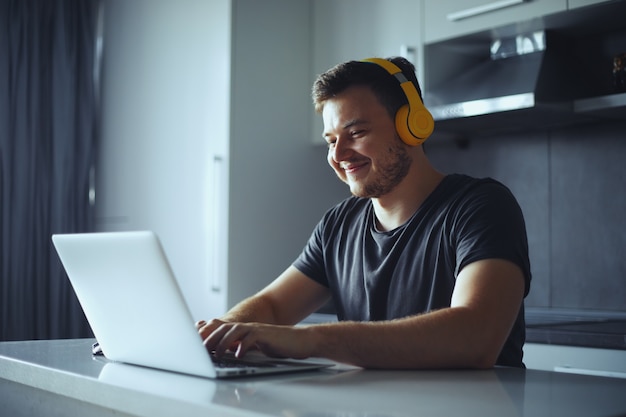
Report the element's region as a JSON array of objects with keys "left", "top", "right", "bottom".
[{"left": 51, "top": 231, "right": 332, "bottom": 378}]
